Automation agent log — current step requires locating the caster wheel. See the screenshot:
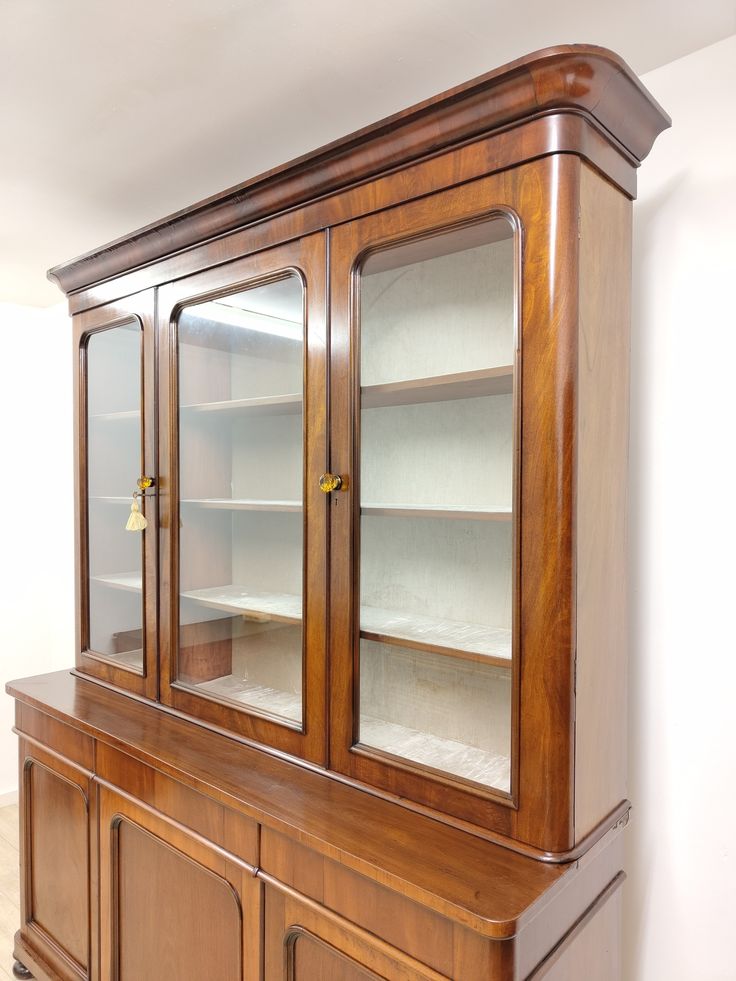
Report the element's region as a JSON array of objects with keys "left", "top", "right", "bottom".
[{"left": 12, "top": 960, "right": 33, "bottom": 979}]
